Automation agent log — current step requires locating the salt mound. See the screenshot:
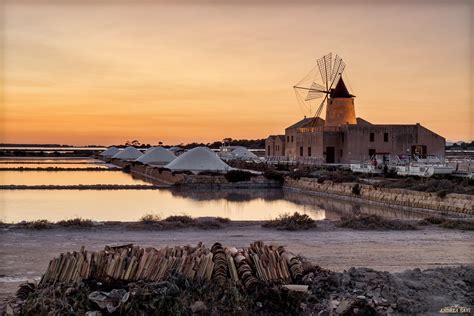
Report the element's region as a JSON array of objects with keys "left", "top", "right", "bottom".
[
  {"left": 165, "top": 146, "right": 231, "bottom": 173},
  {"left": 112, "top": 146, "right": 143, "bottom": 161},
  {"left": 231, "top": 146, "right": 259, "bottom": 161},
  {"left": 99, "top": 146, "right": 120, "bottom": 157},
  {"left": 136, "top": 147, "right": 176, "bottom": 165}
]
